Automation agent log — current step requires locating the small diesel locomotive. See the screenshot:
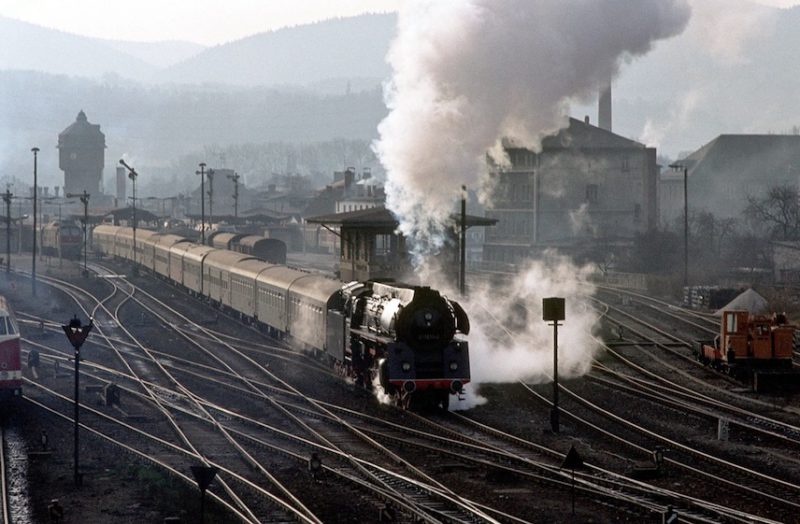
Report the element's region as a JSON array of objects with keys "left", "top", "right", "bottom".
[{"left": 696, "top": 310, "right": 798, "bottom": 392}]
